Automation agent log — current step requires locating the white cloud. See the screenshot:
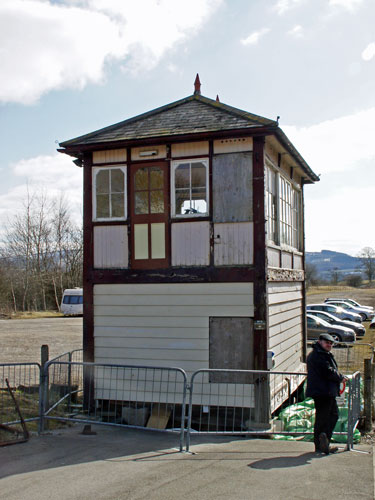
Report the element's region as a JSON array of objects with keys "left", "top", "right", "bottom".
[
  {"left": 0, "top": 0, "right": 222, "bottom": 104},
  {"left": 328, "top": 0, "right": 363, "bottom": 11},
  {"left": 362, "top": 42, "right": 375, "bottom": 62},
  {"left": 241, "top": 28, "right": 270, "bottom": 46},
  {"left": 273, "top": 0, "right": 304, "bottom": 15},
  {"left": 287, "top": 25, "right": 303, "bottom": 37},
  {"left": 0, "top": 154, "right": 83, "bottom": 229},
  {"left": 283, "top": 107, "right": 375, "bottom": 175}
]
